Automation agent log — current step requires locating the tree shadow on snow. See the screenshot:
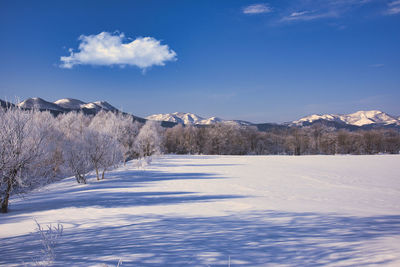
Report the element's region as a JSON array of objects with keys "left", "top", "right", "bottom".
[
  {"left": 3, "top": 169, "right": 233, "bottom": 216},
  {"left": 1, "top": 211, "right": 400, "bottom": 266}
]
